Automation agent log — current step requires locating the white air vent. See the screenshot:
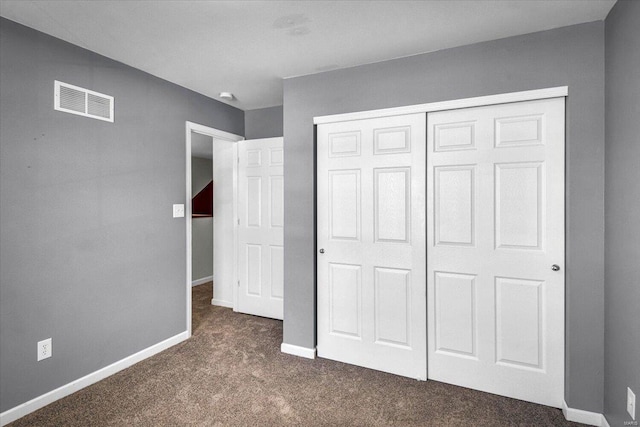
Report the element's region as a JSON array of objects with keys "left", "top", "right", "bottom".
[{"left": 54, "top": 80, "right": 114, "bottom": 122}]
